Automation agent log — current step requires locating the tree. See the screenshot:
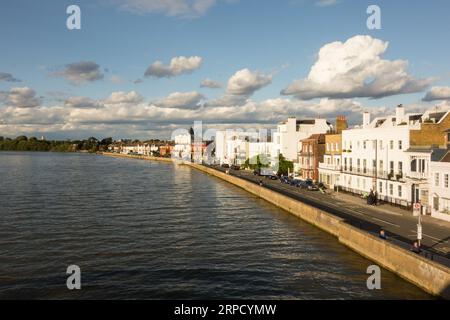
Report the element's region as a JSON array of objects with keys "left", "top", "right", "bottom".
[{"left": 277, "top": 154, "right": 293, "bottom": 176}]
